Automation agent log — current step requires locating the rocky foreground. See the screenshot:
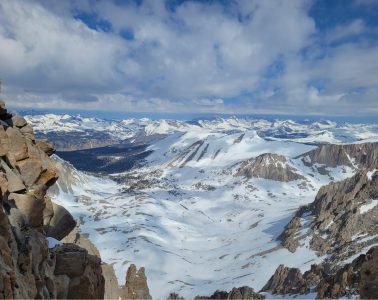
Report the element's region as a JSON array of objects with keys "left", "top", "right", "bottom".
[{"left": 0, "top": 101, "right": 151, "bottom": 299}]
